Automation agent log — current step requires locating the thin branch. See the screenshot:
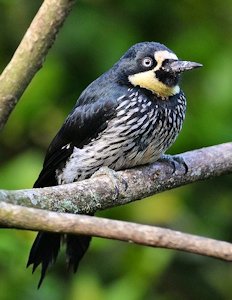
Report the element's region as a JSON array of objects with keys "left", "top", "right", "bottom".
[
  {"left": 1, "top": 202, "right": 232, "bottom": 261},
  {"left": 0, "top": 0, "right": 76, "bottom": 130},
  {"left": 0, "top": 142, "right": 231, "bottom": 214}
]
